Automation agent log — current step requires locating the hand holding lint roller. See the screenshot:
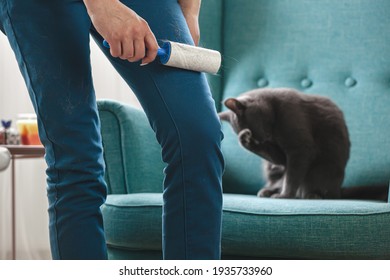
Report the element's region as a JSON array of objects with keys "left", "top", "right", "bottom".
[{"left": 103, "top": 40, "right": 221, "bottom": 74}]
